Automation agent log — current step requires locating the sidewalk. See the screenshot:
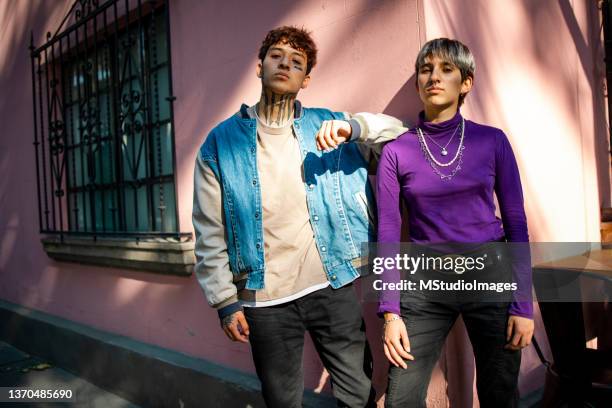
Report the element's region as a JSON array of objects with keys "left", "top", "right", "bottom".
[{"left": 0, "top": 341, "right": 139, "bottom": 407}]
